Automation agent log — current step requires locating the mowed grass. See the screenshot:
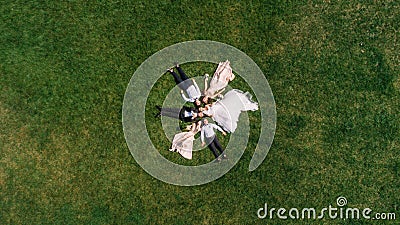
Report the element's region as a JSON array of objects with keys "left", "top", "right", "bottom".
[{"left": 1, "top": 0, "right": 399, "bottom": 224}]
